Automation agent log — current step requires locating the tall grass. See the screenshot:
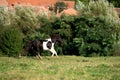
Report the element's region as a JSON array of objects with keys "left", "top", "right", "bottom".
[{"left": 0, "top": 56, "right": 120, "bottom": 80}]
